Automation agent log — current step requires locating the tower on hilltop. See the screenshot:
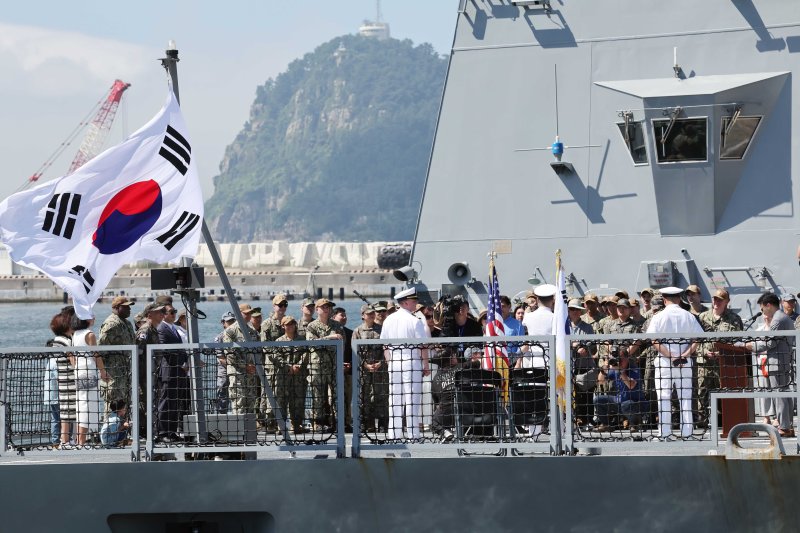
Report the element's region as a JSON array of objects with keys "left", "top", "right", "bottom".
[{"left": 359, "top": 0, "right": 390, "bottom": 40}]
